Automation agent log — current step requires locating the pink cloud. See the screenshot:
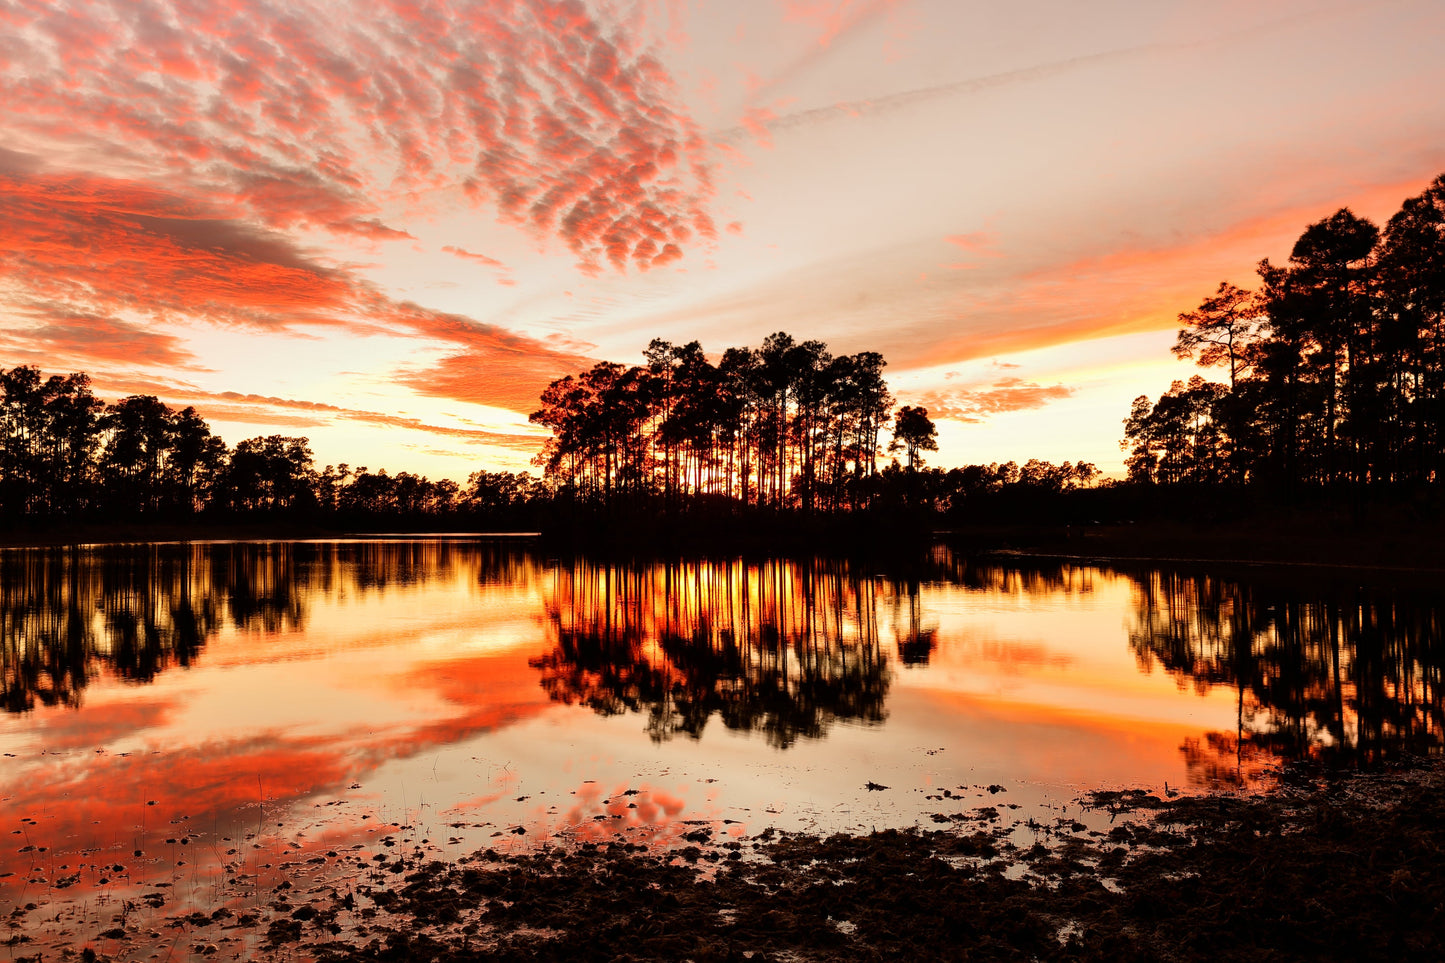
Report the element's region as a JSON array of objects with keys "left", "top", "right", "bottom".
[
  {"left": 782, "top": 0, "right": 903, "bottom": 49},
  {"left": 742, "top": 106, "right": 778, "bottom": 149},
  {"left": 442, "top": 245, "right": 507, "bottom": 270},
  {"left": 0, "top": 0, "right": 716, "bottom": 273}
]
